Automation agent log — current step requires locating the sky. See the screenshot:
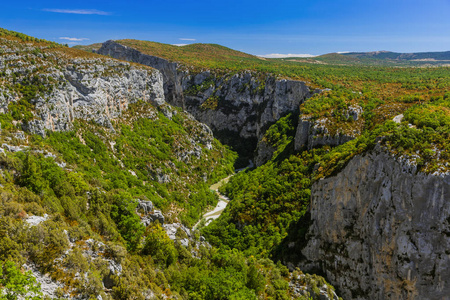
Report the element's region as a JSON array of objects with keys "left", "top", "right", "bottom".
[{"left": 1, "top": 0, "right": 450, "bottom": 56}]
